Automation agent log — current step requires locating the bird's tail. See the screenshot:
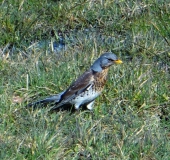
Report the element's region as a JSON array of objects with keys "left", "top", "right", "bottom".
[{"left": 25, "top": 91, "right": 65, "bottom": 109}]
